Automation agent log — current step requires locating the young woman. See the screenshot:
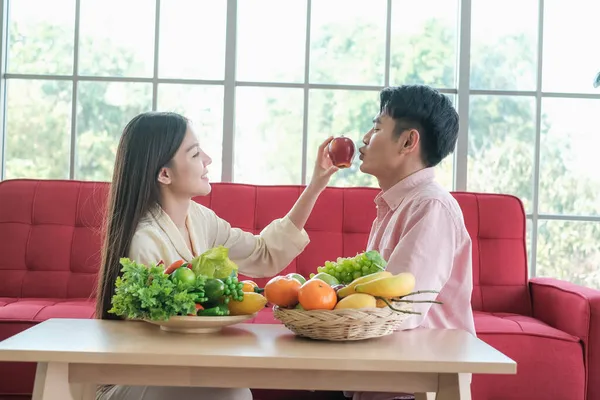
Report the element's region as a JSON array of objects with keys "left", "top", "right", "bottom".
[{"left": 95, "top": 111, "right": 339, "bottom": 400}]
